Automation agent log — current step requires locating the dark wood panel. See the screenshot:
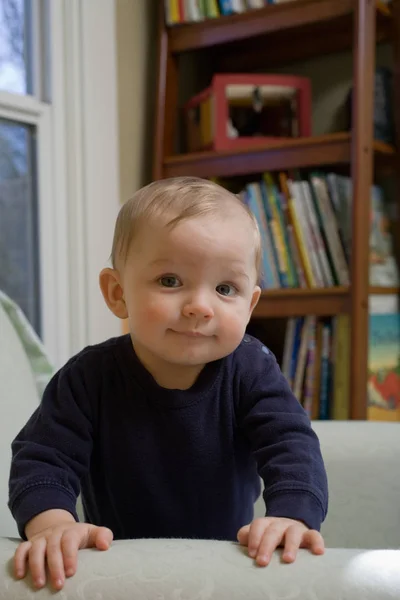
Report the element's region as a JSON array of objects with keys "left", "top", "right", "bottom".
[
  {"left": 369, "top": 287, "right": 400, "bottom": 295},
  {"left": 349, "top": 0, "right": 377, "bottom": 420},
  {"left": 215, "top": 11, "right": 391, "bottom": 71},
  {"left": 169, "top": 0, "right": 355, "bottom": 53},
  {"left": 163, "top": 134, "right": 394, "bottom": 179},
  {"left": 391, "top": 1, "right": 400, "bottom": 312},
  {"left": 169, "top": 0, "right": 391, "bottom": 56}
]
